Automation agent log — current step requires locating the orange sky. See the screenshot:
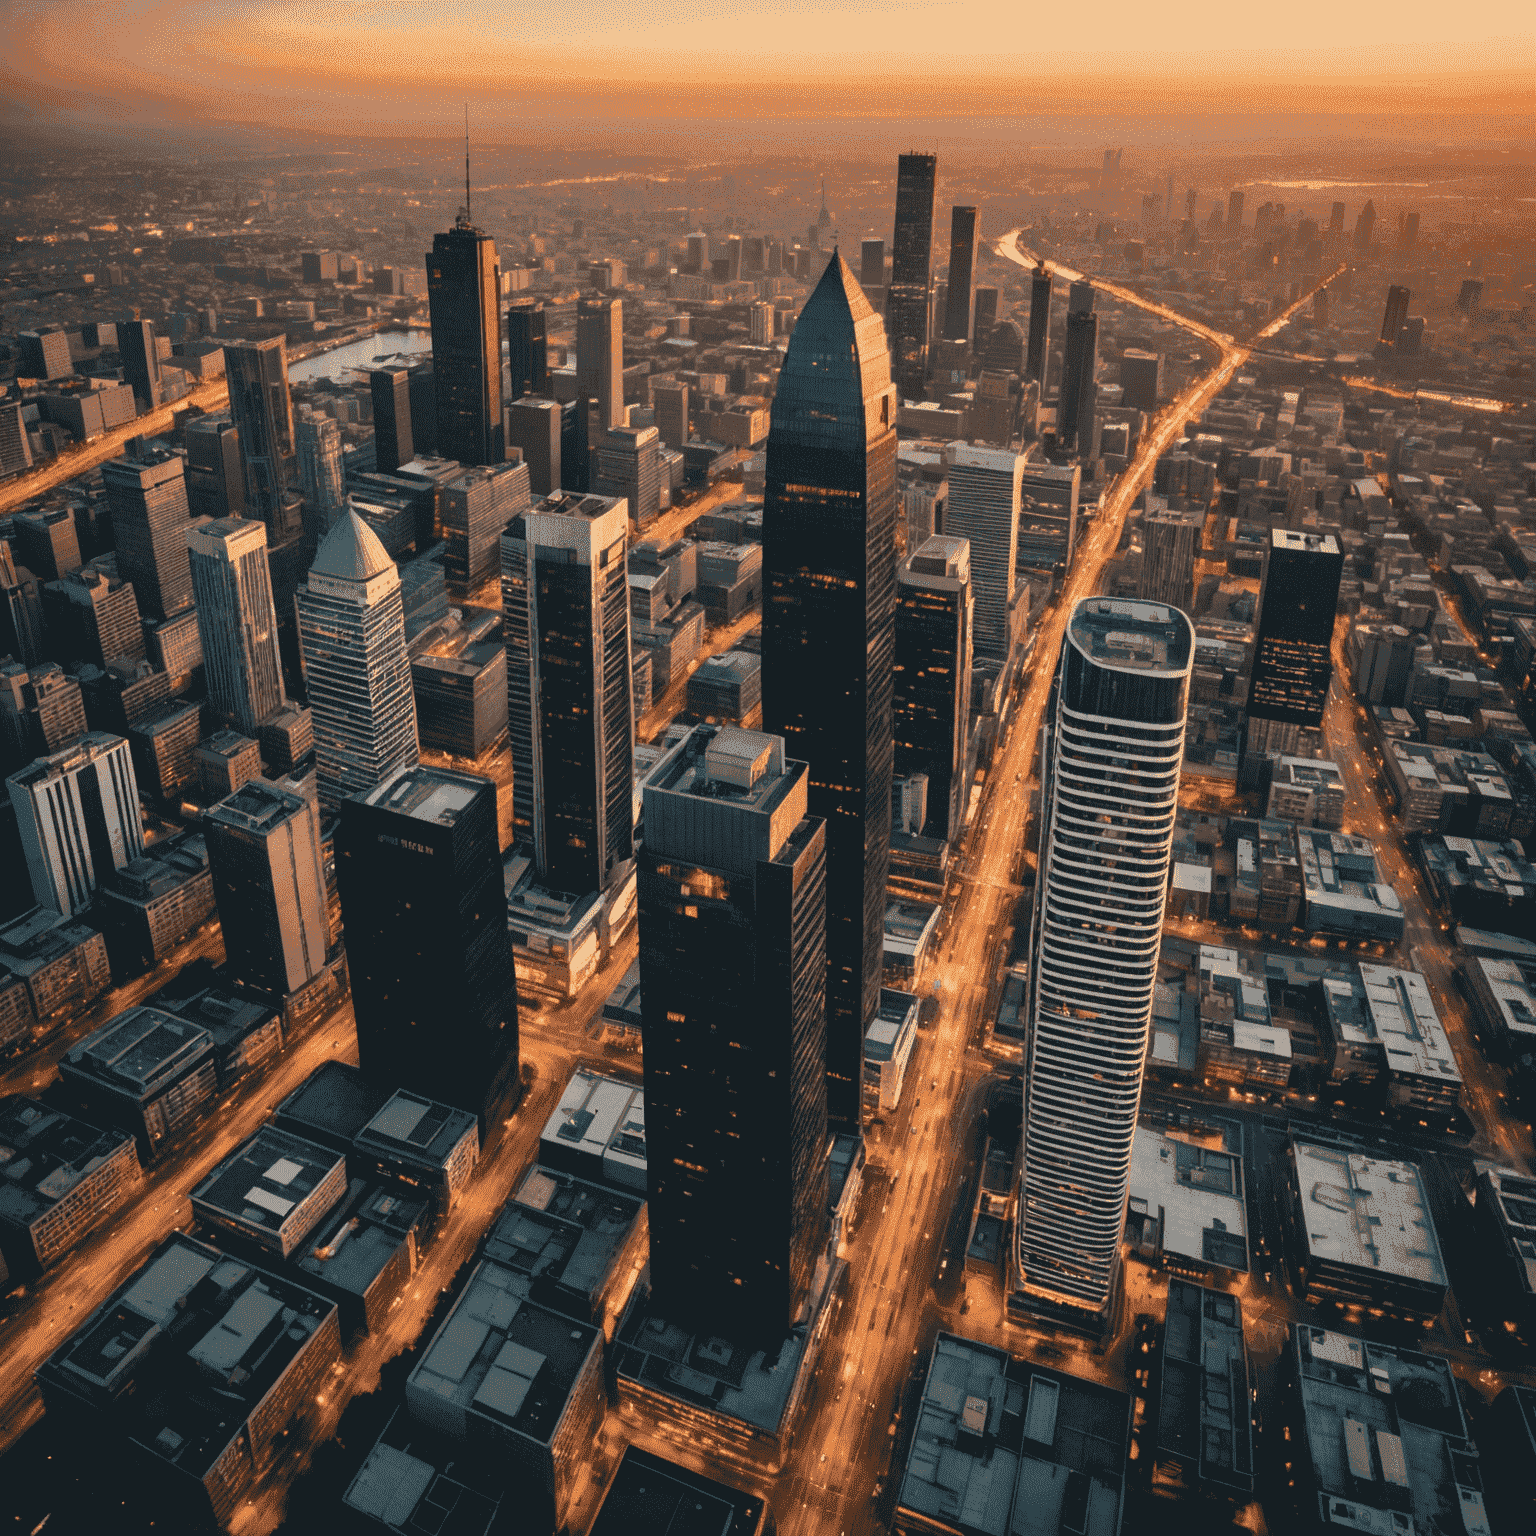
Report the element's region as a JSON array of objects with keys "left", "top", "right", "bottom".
[{"left": 4, "top": 2, "right": 1535, "bottom": 128}]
